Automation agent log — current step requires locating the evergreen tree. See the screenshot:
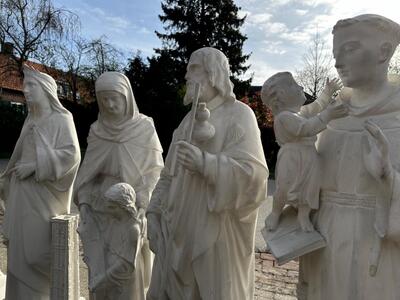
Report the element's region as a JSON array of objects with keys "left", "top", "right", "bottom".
[
  {"left": 156, "top": 0, "right": 251, "bottom": 96},
  {"left": 124, "top": 52, "right": 188, "bottom": 153},
  {"left": 125, "top": 52, "right": 148, "bottom": 100},
  {"left": 124, "top": 0, "right": 252, "bottom": 153}
]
